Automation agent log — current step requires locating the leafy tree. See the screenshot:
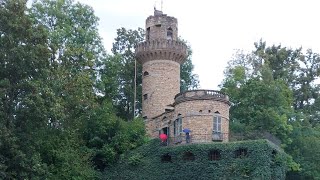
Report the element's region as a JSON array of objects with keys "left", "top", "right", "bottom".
[
  {"left": 221, "top": 64, "right": 293, "bottom": 144},
  {"left": 286, "top": 121, "right": 320, "bottom": 179},
  {"left": 221, "top": 40, "right": 320, "bottom": 178},
  {"left": 0, "top": 0, "right": 50, "bottom": 178},
  {"left": 180, "top": 41, "right": 199, "bottom": 92},
  {"left": 82, "top": 101, "right": 146, "bottom": 171}
]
